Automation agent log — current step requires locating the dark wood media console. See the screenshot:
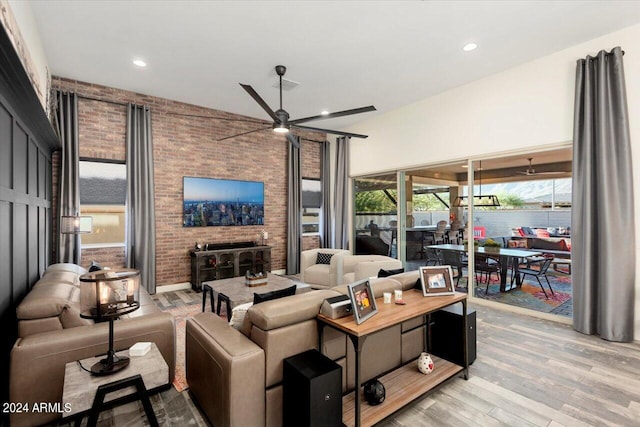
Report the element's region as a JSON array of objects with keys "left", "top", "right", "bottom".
[{"left": 189, "top": 242, "right": 271, "bottom": 291}]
